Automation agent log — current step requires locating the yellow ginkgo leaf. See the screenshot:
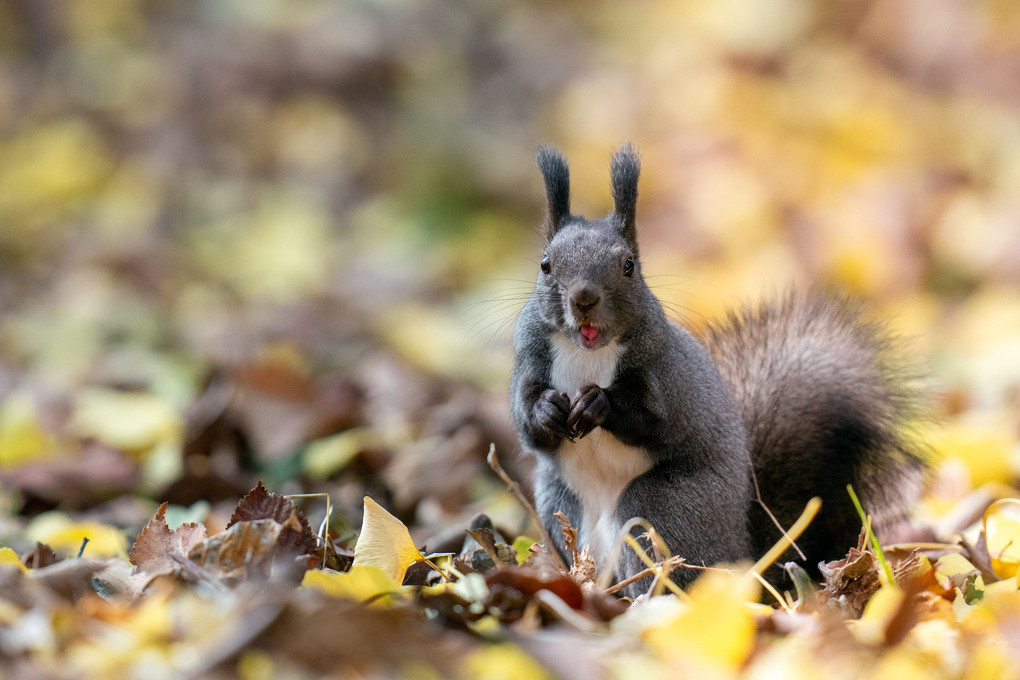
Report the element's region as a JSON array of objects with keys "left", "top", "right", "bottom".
[
  {"left": 352, "top": 496, "right": 422, "bottom": 584},
  {"left": 934, "top": 553, "right": 981, "bottom": 585},
  {"left": 0, "top": 547, "right": 28, "bottom": 572},
  {"left": 983, "top": 498, "right": 1020, "bottom": 580},
  {"left": 643, "top": 570, "right": 759, "bottom": 670},
  {"left": 301, "top": 565, "right": 399, "bottom": 603}
]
